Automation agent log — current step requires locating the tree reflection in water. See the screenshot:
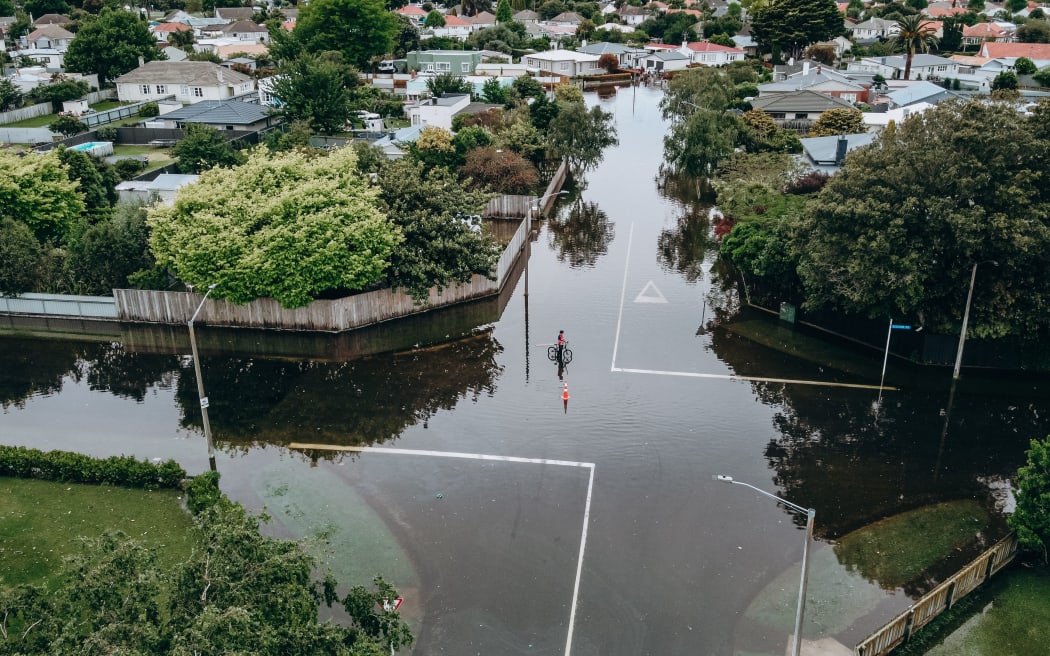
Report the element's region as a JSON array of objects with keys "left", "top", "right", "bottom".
[
  {"left": 656, "top": 204, "right": 717, "bottom": 283},
  {"left": 546, "top": 200, "right": 615, "bottom": 268}
]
